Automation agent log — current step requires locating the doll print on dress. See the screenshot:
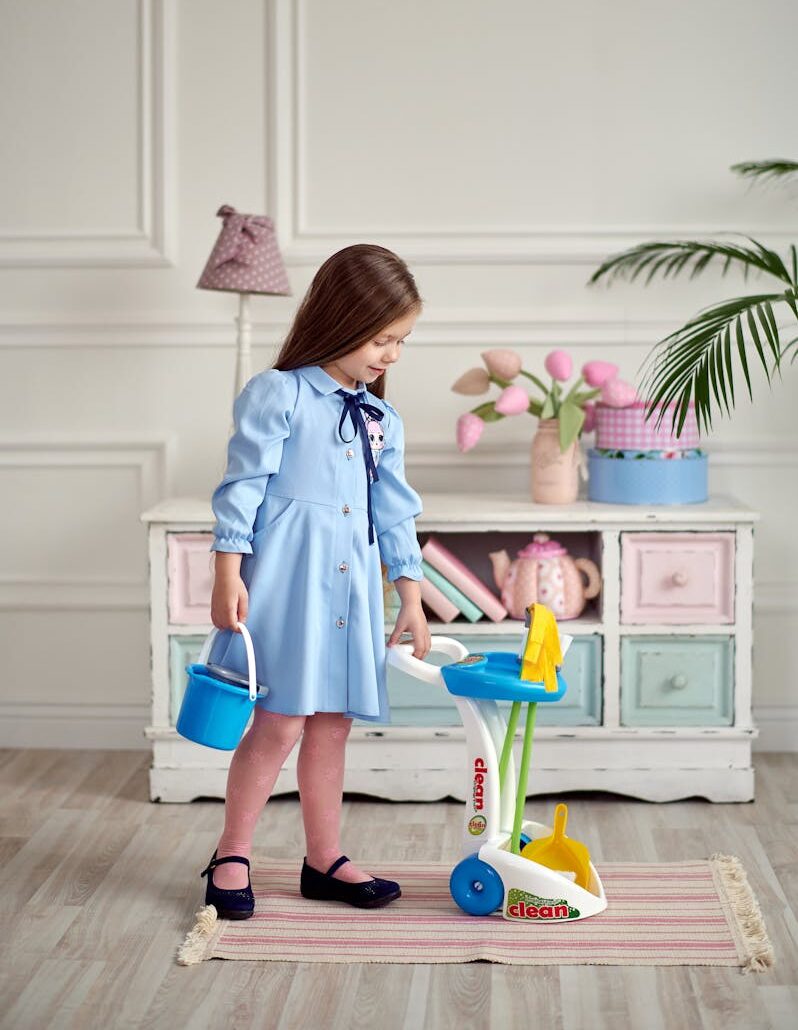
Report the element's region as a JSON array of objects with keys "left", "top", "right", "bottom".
[{"left": 366, "top": 415, "right": 385, "bottom": 476}]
